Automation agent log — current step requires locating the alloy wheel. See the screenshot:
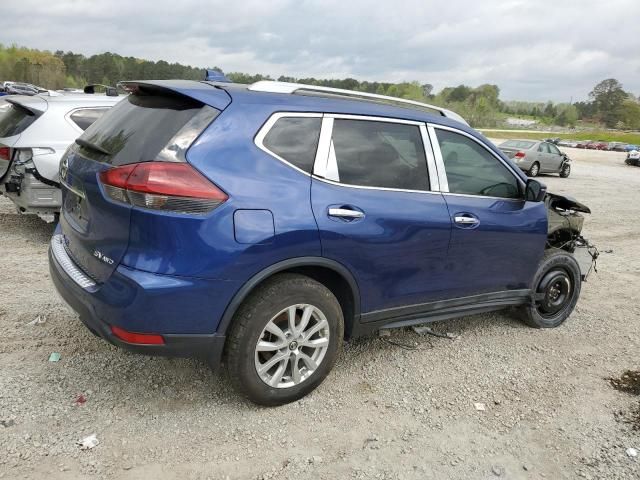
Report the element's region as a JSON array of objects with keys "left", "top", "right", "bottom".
[
  {"left": 254, "top": 304, "right": 330, "bottom": 389},
  {"left": 530, "top": 163, "right": 539, "bottom": 176}
]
